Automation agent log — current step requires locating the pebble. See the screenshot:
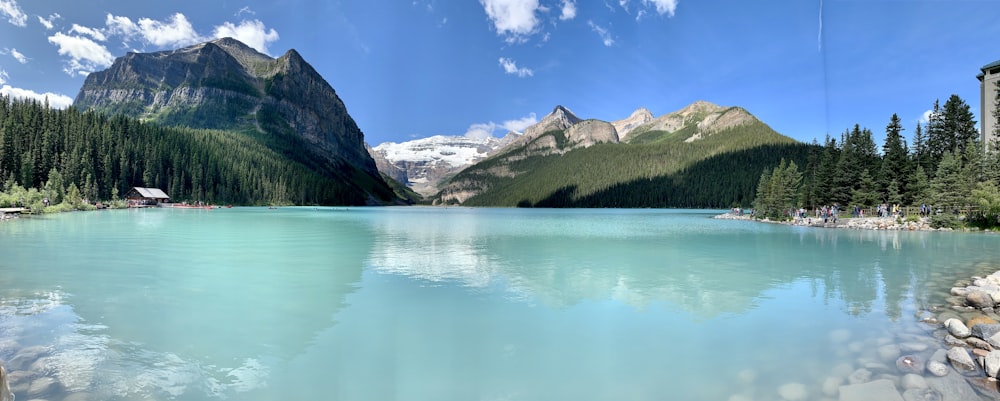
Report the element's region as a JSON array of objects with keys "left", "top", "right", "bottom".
[{"left": 926, "top": 361, "right": 950, "bottom": 377}]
